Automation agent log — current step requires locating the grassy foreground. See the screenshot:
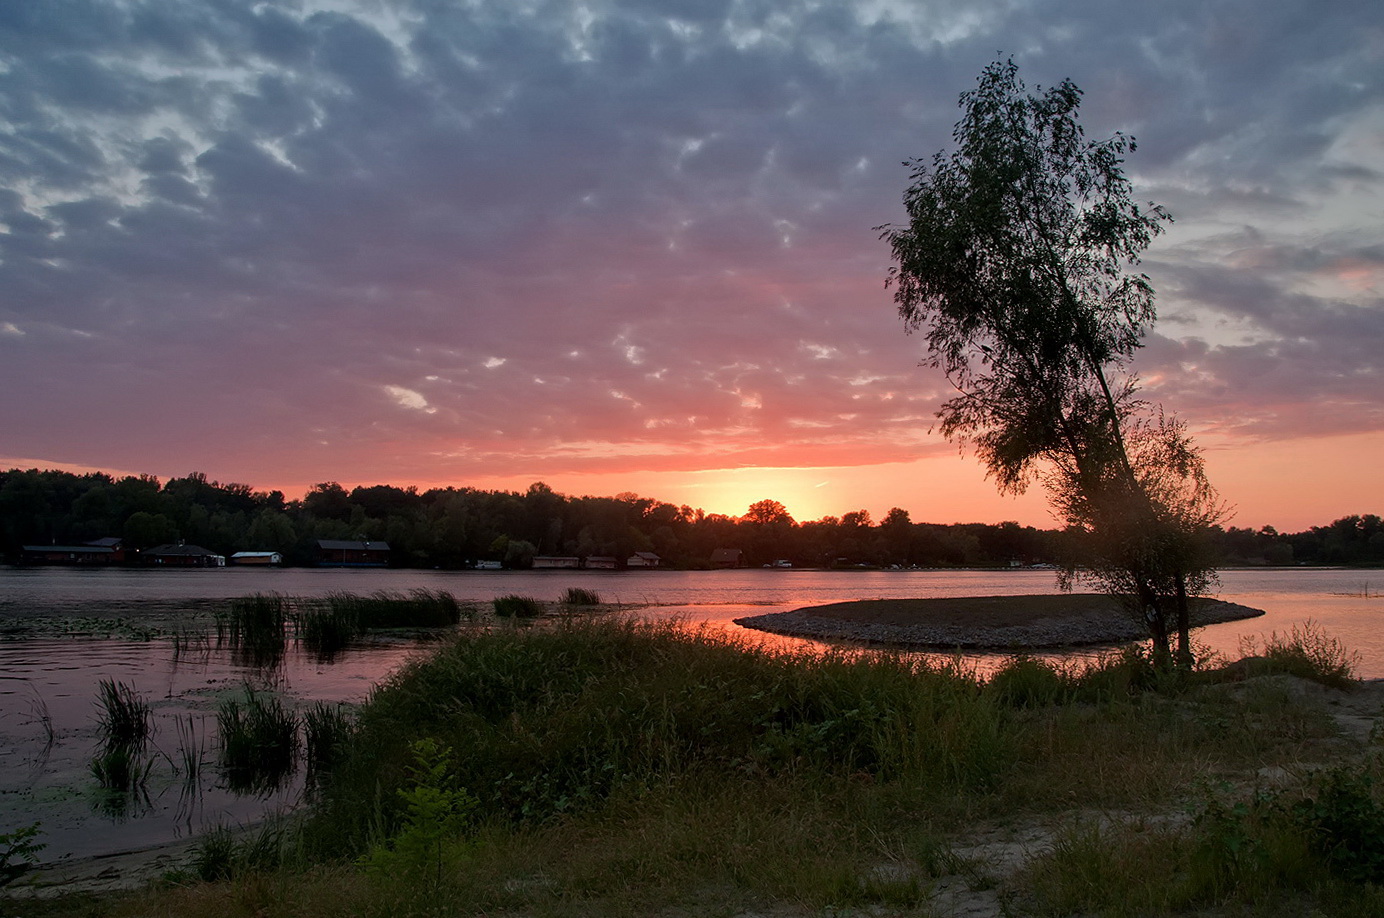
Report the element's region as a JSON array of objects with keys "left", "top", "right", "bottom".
[{"left": 9, "top": 617, "right": 1383, "bottom": 917}]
